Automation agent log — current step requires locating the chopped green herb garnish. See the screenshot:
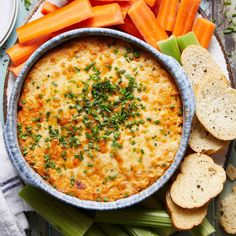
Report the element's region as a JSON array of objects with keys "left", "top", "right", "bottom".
[
  {"left": 61, "top": 150, "right": 67, "bottom": 160},
  {"left": 24, "top": 0, "right": 31, "bottom": 10},
  {"left": 84, "top": 62, "right": 96, "bottom": 71},
  {"left": 113, "top": 48, "right": 118, "bottom": 54},
  {"left": 108, "top": 174, "right": 117, "bottom": 181},
  {"left": 133, "top": 50, "right": 140, "bottom": 58},
  {"left": 70, "top": 176, "right": 75, "bottom": 186},
  {"left": 75, "top": 152, "right": 83, "bottom": 161},
  {"left": 224, "top": 0, "right": 231, "bottom": 5},
  {"left": 44, "top": 154, "right": 56, "bottom": 169},
  {"left": 21, "top": 99, "right": 26, "bottom": 105},
  {"left": 52, "top": 81, "right": 58, "bottom": 87},
  {"left": 74, "top": 67, "right": 80, "bottom": 73}
]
